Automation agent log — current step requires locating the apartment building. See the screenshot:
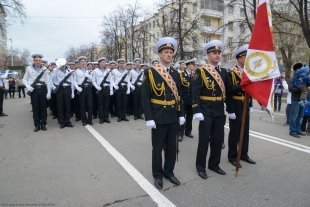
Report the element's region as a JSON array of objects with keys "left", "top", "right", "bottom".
[{"left": 127, "top": 0, "right": 251, "bottom": 67}]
